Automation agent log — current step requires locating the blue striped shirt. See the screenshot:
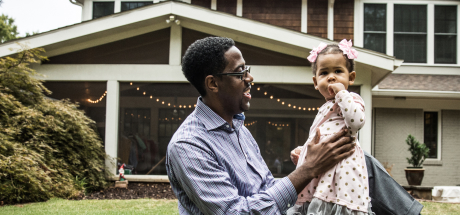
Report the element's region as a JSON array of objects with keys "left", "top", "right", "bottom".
[{"left": 166, "top": 97, "right": 297, "bottom": 215}]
